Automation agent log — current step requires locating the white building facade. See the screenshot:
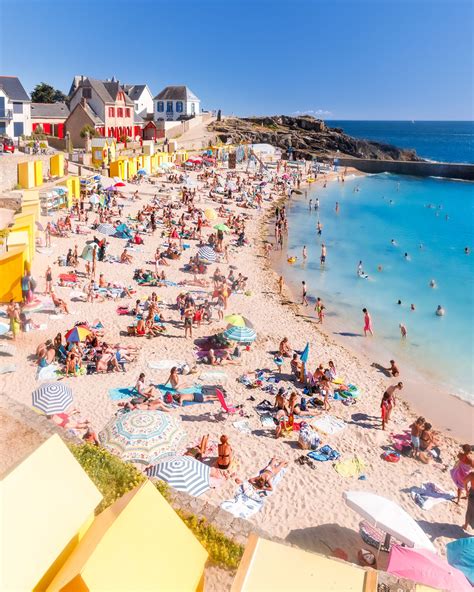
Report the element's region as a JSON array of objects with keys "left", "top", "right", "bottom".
[
  {"left": 153, "top": 86, "right": 201, "bottom": 122},
  {"left": 123, "top": 84, "right": 154, "bottom": 118},
  {"left": 0, "top": 76, "right": 32, "bottom": 139}
]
